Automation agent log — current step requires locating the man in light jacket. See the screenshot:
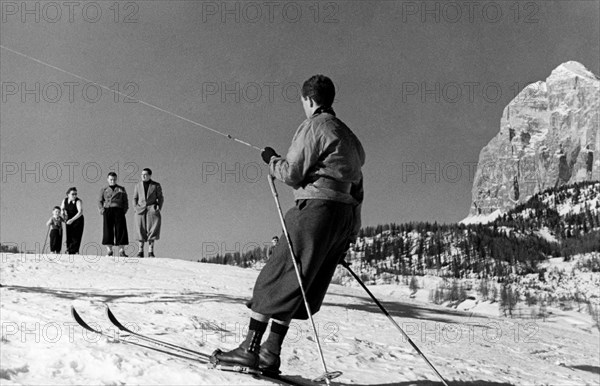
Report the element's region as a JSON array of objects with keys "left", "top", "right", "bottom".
[
  {"left": 133, "top": 168, "right": 164, "bottom": 257},
  {"left": 211, "top": 75, "right": 365, "bottom": 375}
]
